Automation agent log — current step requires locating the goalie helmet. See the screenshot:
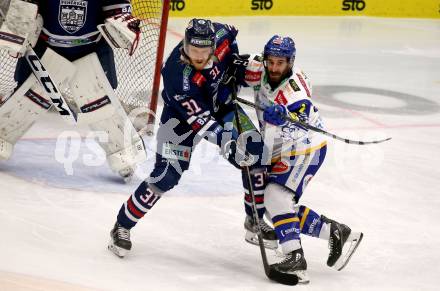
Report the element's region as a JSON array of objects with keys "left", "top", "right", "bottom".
[
  {"left": 263, "top": 35, "right": 296, "bottom": 65},
  {"left": 184, "top": 18, "right": 216, "bottom": 51}
]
